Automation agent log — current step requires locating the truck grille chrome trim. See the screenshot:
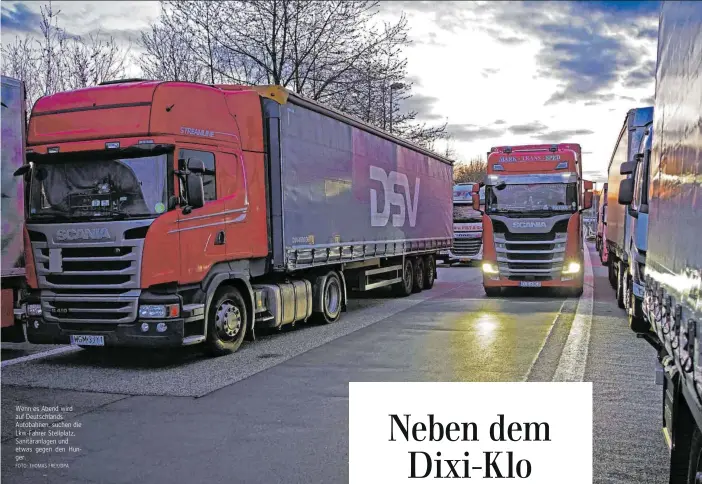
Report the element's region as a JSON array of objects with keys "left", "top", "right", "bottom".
[
  {"left": 27, "top": 220, "right": 153, "bottom": 325},
  {"left": 452, "top": 238, "right": 482, "bottom": 256},
  {"left": 491, "top": 217, "right": 570, "bottom": 280}
]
